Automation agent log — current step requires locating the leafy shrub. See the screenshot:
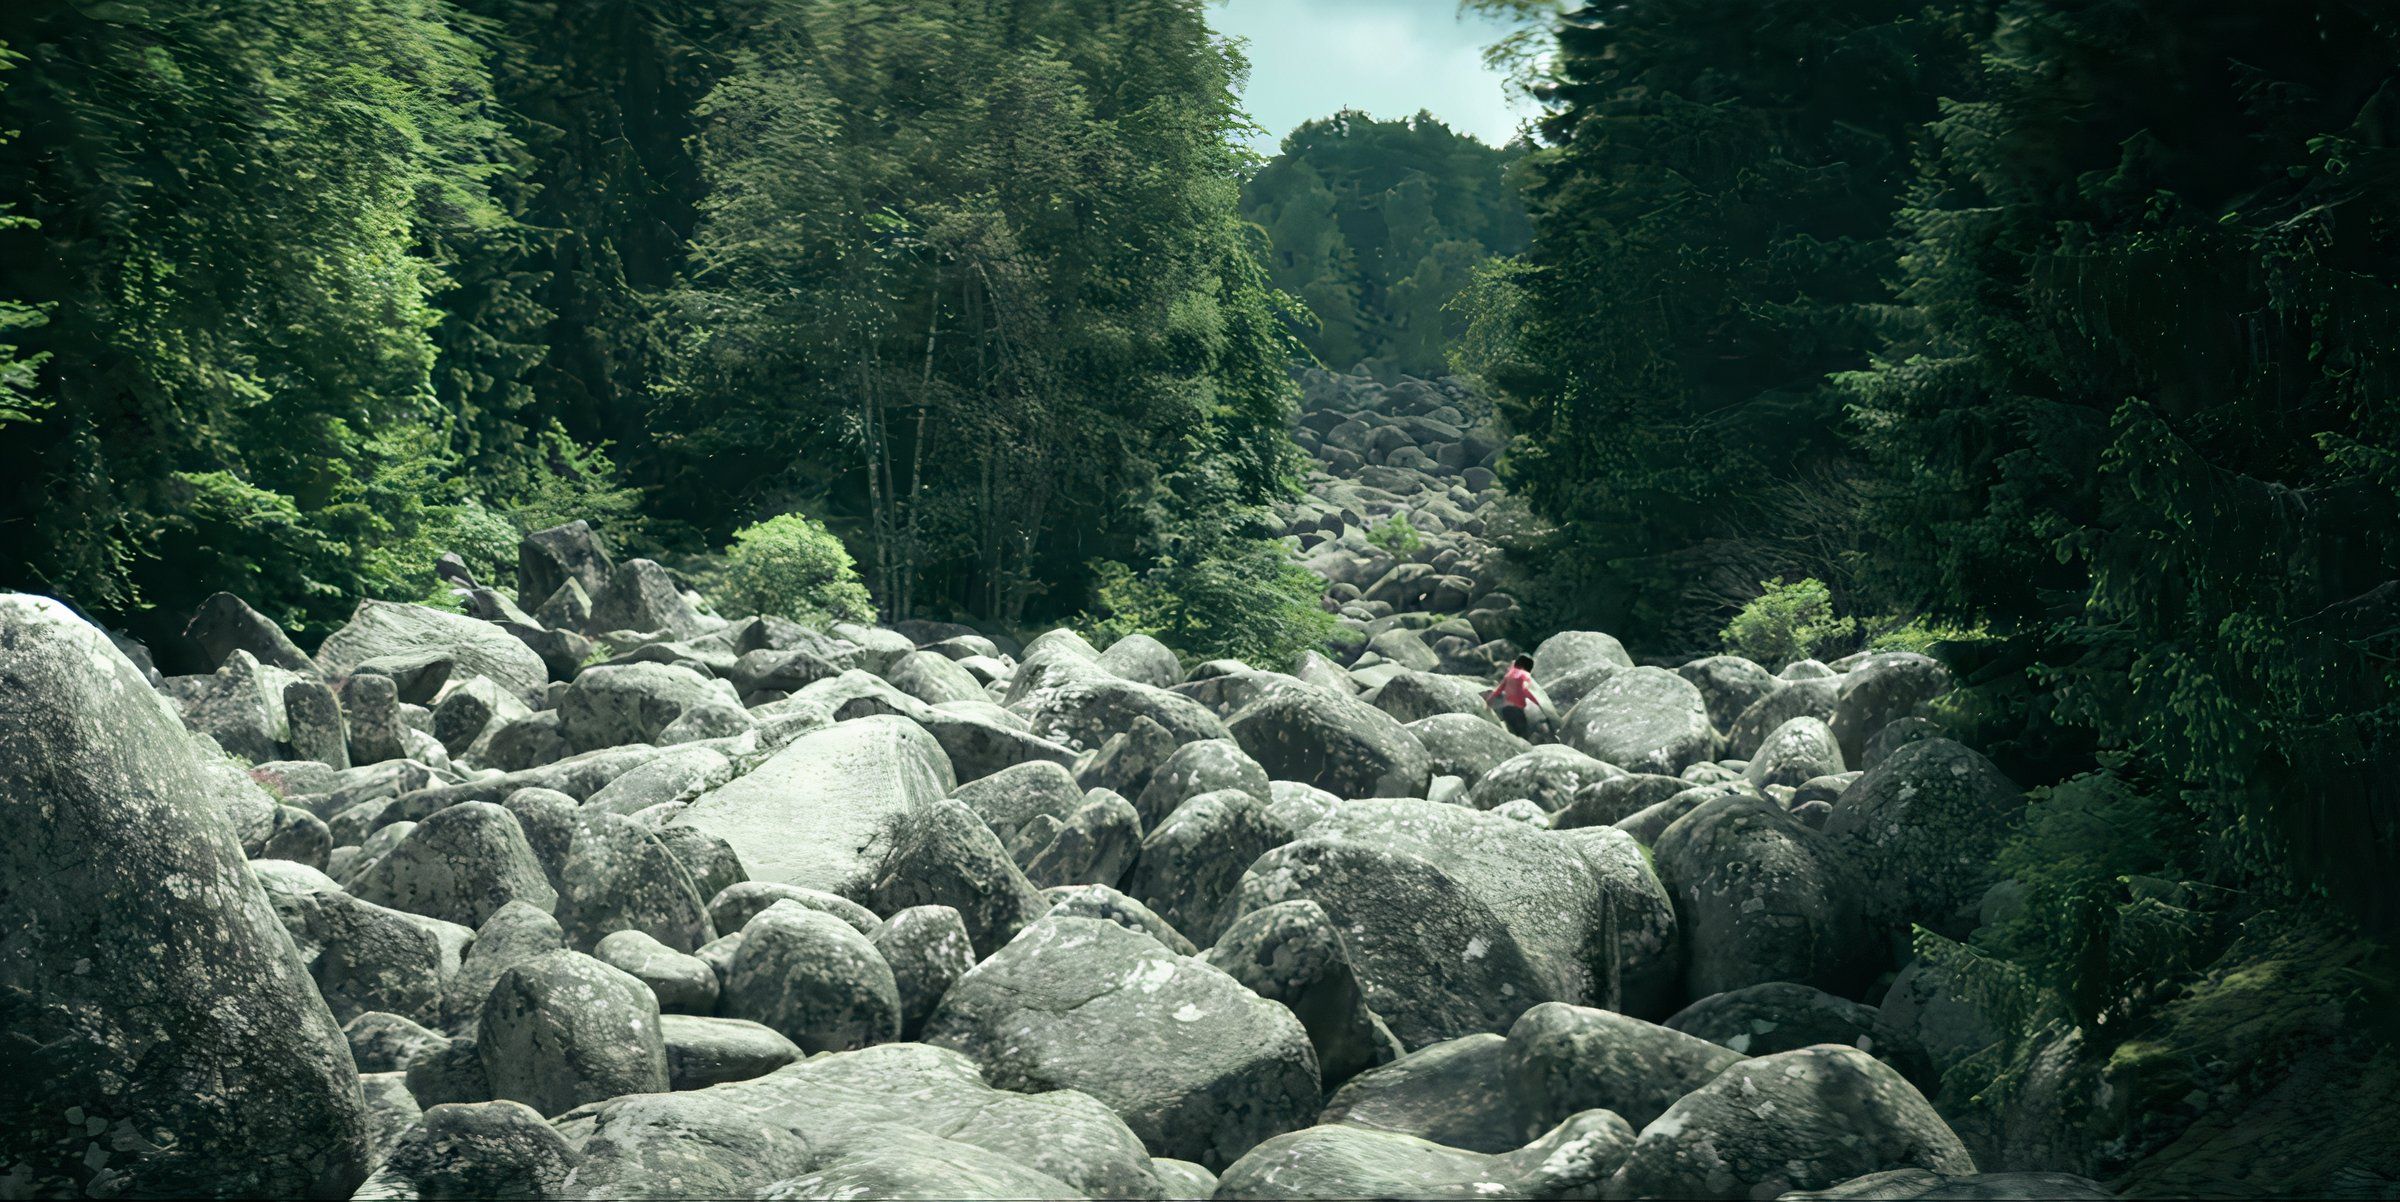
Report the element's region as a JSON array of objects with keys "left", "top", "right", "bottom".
[
  {"left": 1367, "top": 513, "right": 1422, "bottom": 555},
  {"left": 1089, "top": 536, "right": 1336, "bottom": 668},
  {"left": 713, "top": 512, "right": 875, "bottom": 626},
  {"left": 1866, "top": 613, "right": 1991, "bottom": 656},
  {"left": 1719, "top": 577, "right": 1855, "bottom": 666}
]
